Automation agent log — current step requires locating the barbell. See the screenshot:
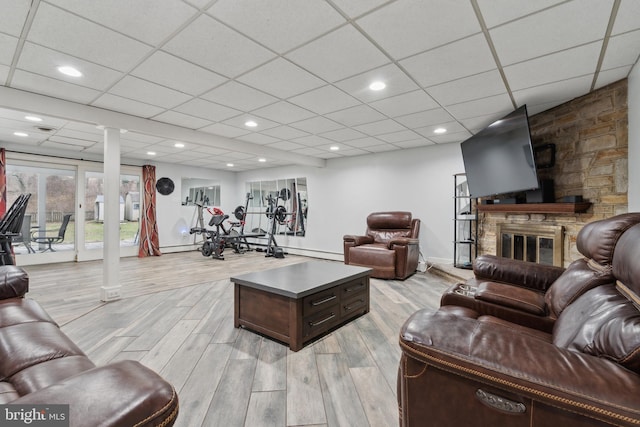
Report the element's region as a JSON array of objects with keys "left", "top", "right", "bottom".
[{"left": 233, "top": 205, "right": 290, "bottom": 223}]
